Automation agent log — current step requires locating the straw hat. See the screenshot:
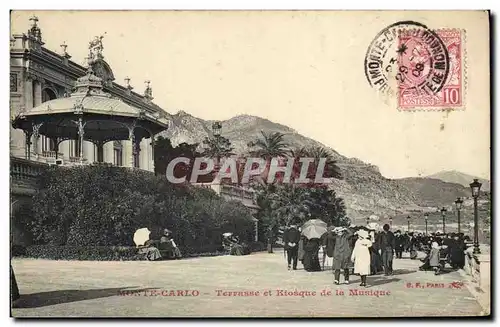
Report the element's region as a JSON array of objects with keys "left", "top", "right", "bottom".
[{"left": 356, "top": 229, "right": 369, "bottom": 239}]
